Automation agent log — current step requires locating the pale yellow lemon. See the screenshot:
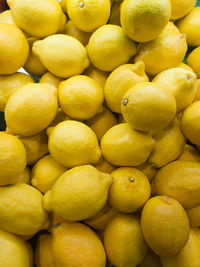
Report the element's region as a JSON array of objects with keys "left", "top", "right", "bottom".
[
  {"left": 170, "top": 0, "right": 196, "bottom": 20},
  {"left": 84, "top": 65, "right": 109, "bottom": 88},
  {"left": 48, "top": 108, "right": 71, "bottom": 128},
  {"left": 179, "top": 62, "right": 194, "bottom": 72},
  {"left": 40, "top": 72, "right": 64, "bottom": 88},
  {"left": 17, "top": 167, "right": 31, "bottom": 184},
  {"left": 0, "top": 10, "right": 15, "bottom": 24},
  {"left": 193, "top": 79, "right": 200, "bottom": 102},
  {"left": 137, "top": 161, "right": 158, "bottom": 182},
  {"left": 187, "top": 46, "right": 200, "bottom": 78},
  {"left": 93, "top": 156, "right": 116, "bottom": 174}
]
